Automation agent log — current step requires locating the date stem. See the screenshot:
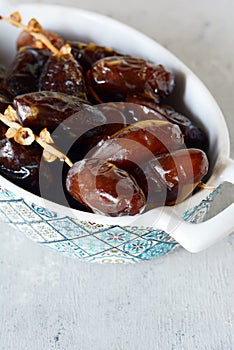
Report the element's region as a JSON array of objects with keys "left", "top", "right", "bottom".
[
  {"left": 0, "top": 110, "right": 73, "bottom": 168},
  {"left": 198, "top": 182, "right": 216, "bottom": 191},
  {"left": 35, "top": 135, "right": 73, "bottom": 167},
  {"left": 0, "top": 13, "right": 59, "bottom": 55}
]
